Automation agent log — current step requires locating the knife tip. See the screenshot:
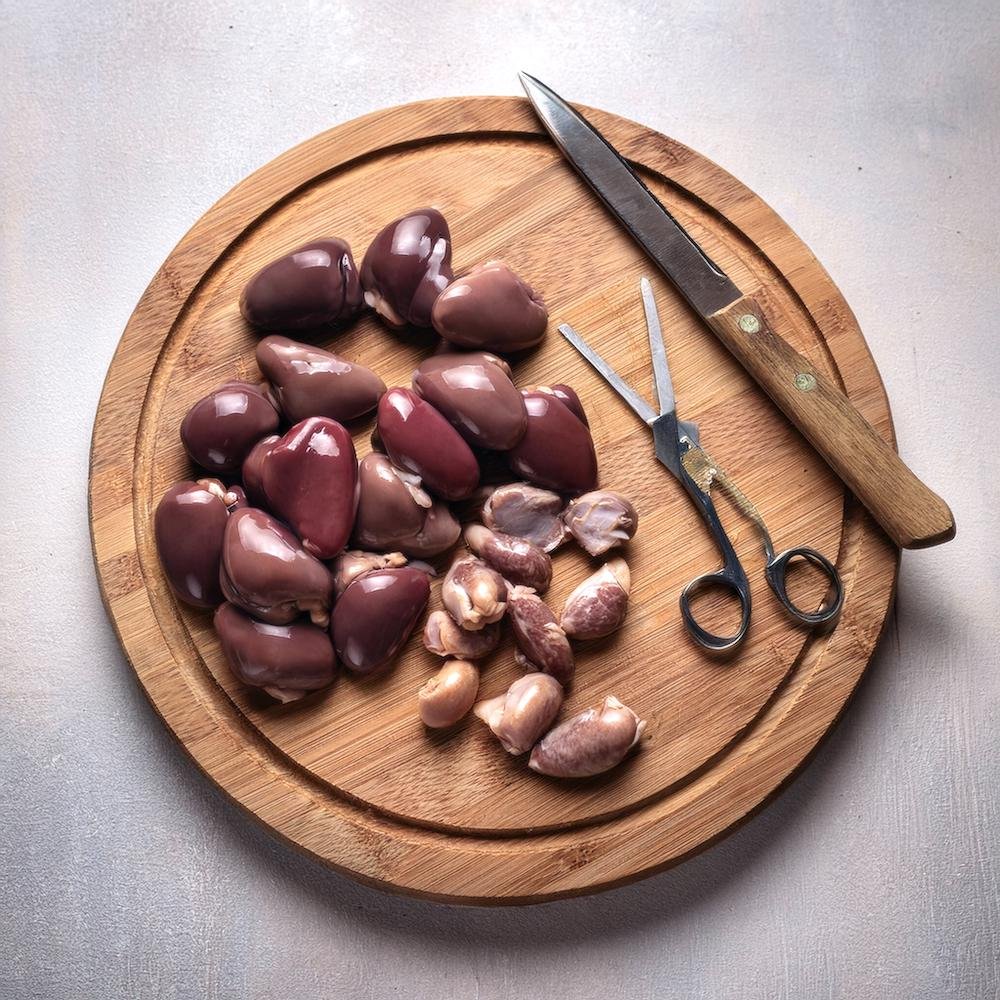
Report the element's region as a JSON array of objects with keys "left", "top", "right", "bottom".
[{"left": 520, "top": 71, "right": 549, "bottom": 94}]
